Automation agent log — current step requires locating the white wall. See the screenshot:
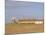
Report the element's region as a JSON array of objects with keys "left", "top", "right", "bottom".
[{"left": 35, "top": 21, "right": 43, "bottom": 24}]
